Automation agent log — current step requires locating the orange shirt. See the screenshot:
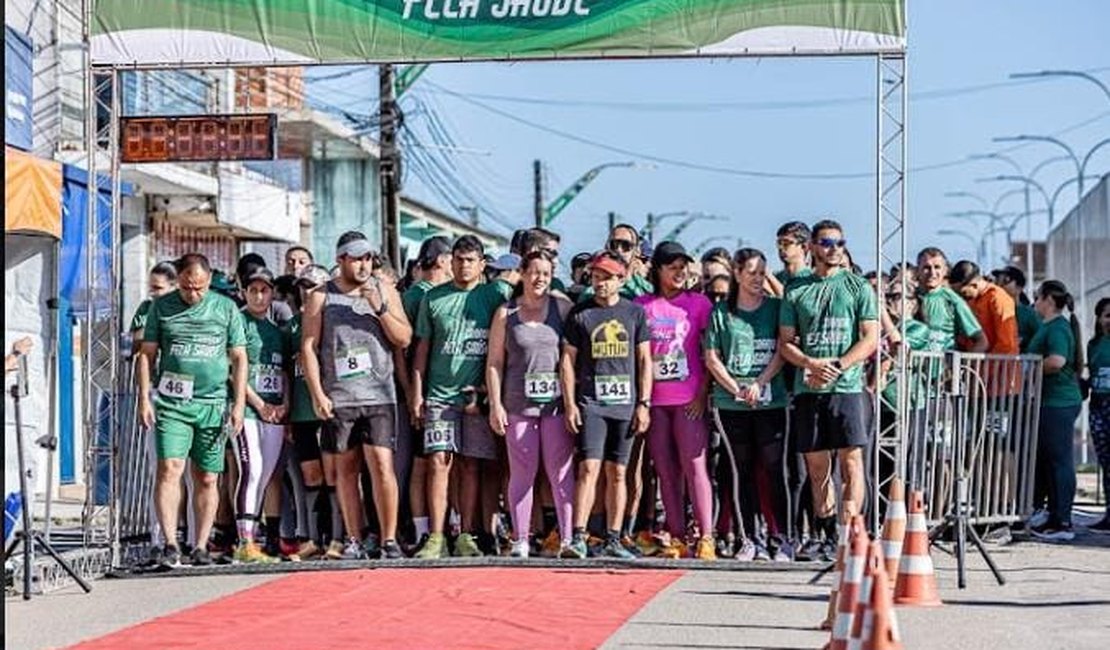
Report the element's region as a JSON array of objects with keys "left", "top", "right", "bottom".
[{"left": 968, "top": 284, "right": 1019, "bottom": 354}]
